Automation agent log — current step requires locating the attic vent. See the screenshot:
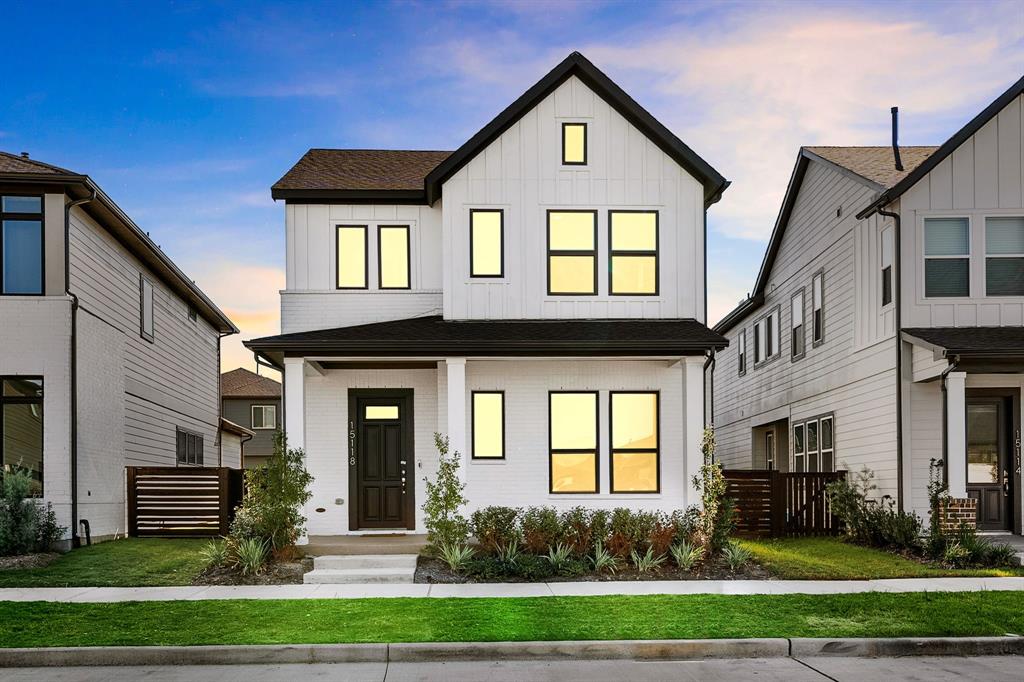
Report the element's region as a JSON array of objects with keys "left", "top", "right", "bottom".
[{"left": 19, "top": 152, "right": 29, "bottom": 159}]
